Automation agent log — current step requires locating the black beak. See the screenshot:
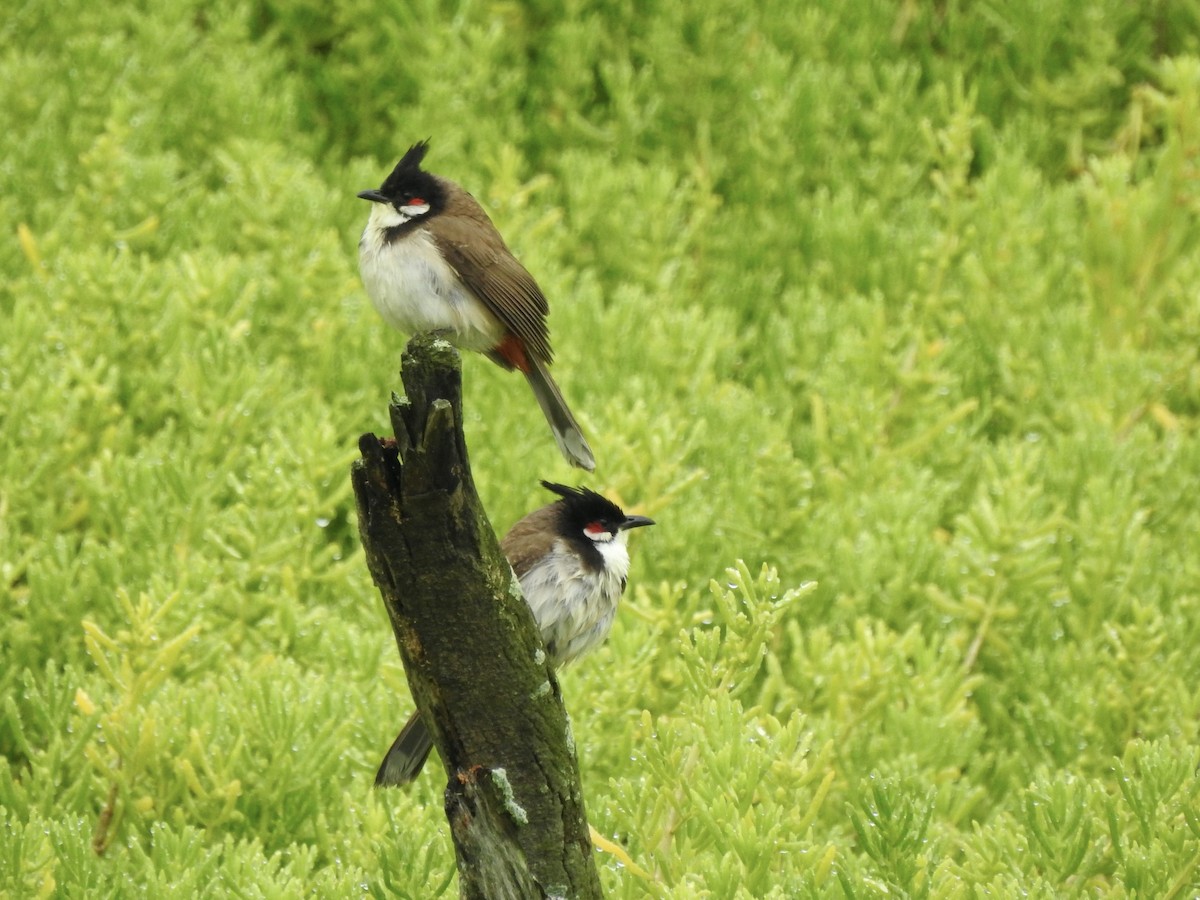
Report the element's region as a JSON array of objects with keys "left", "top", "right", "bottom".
[
  {"left": 357, "top": 189, "right": 388, "bottom": 203},
  {"left": 620, "top": 515, "right": 655, "bottom": 531}
]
